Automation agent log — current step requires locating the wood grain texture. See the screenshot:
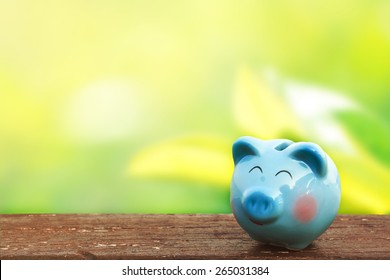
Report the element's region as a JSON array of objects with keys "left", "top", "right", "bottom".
[{"left": 1, "top": 214, "right": 389, "bottom": 260}]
